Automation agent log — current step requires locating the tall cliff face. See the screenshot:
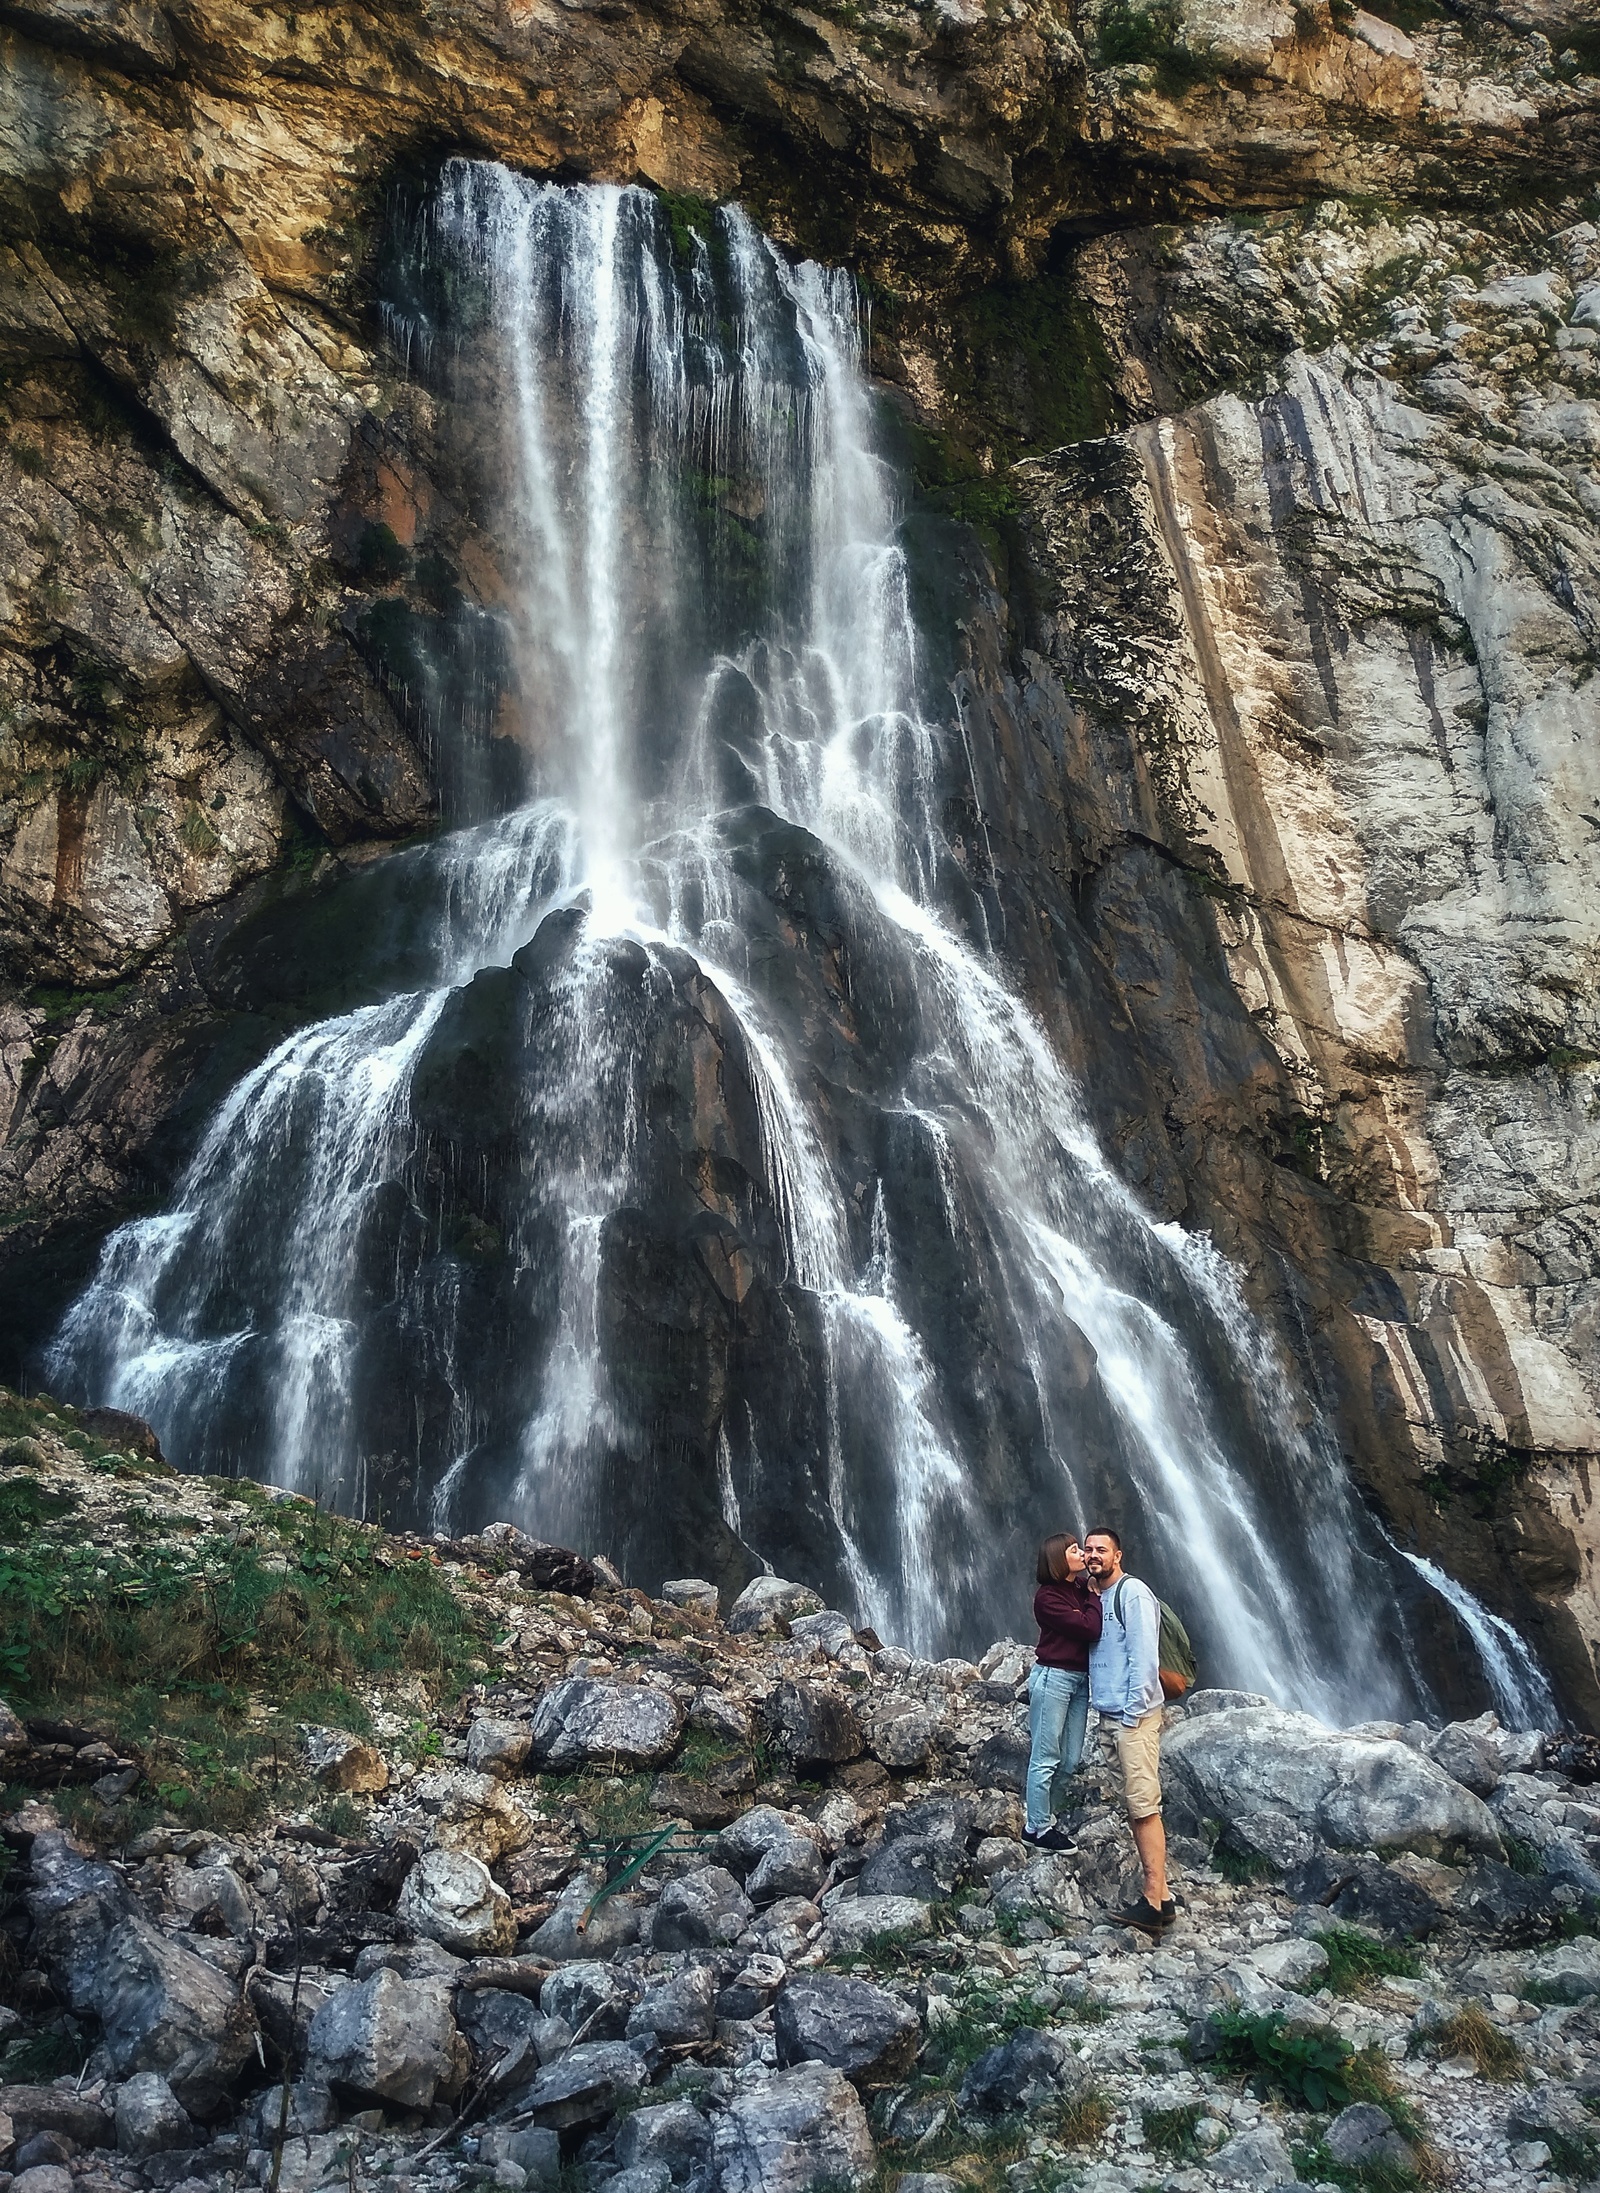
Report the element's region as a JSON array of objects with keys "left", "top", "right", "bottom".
[{"left": 1, "top": 1, "right": 1596, "bottom": 1711}]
